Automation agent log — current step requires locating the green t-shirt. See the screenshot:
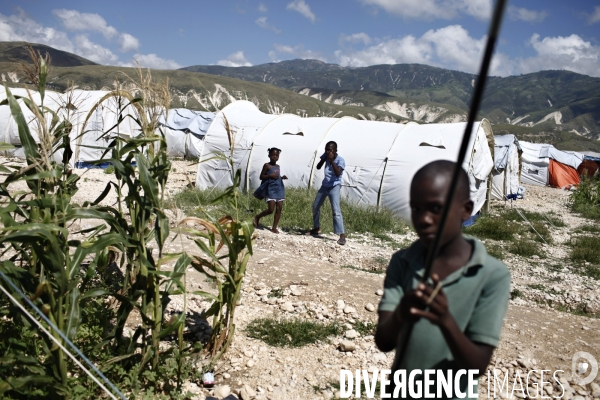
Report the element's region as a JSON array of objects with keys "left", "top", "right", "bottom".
[{"left": 378, "top": 236, "right": 511, "bottom": 399}]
